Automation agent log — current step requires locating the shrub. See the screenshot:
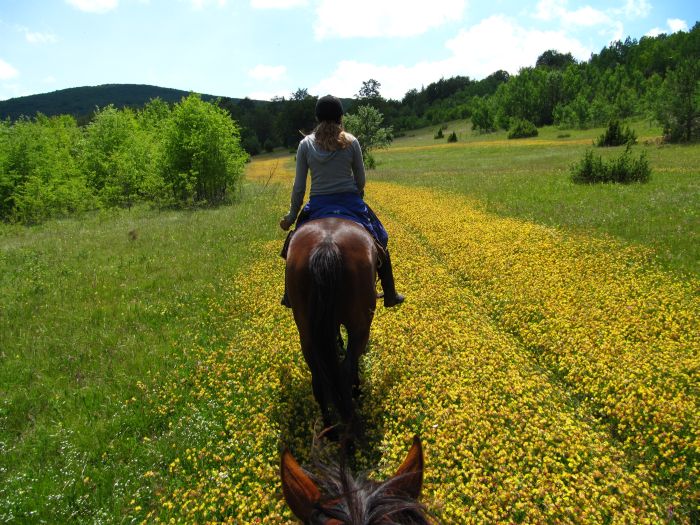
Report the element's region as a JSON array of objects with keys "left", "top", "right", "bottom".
[
  {"left": 434, "top": 128, "right": 444, "bottom": 139},
  {"left": 81, "top": 106, "right": 154, "bottom": 209},
  {"left": 508, "top": 119, "right": 538, "bottom": 139},
  {"left": 596, "top": 120, "right": 637, "bottom": 147},
  {"left": 571, "top": 146, "right": 651, "bottom": 184},
  {"left": 447, "top": 131, "right": 458, "bottom": 143},
  {"left": 161, "top": 94, "right": 247, "bottom": 206},
  {"left": 0, "top": 114, "right": 94, "bottom": 223}
]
